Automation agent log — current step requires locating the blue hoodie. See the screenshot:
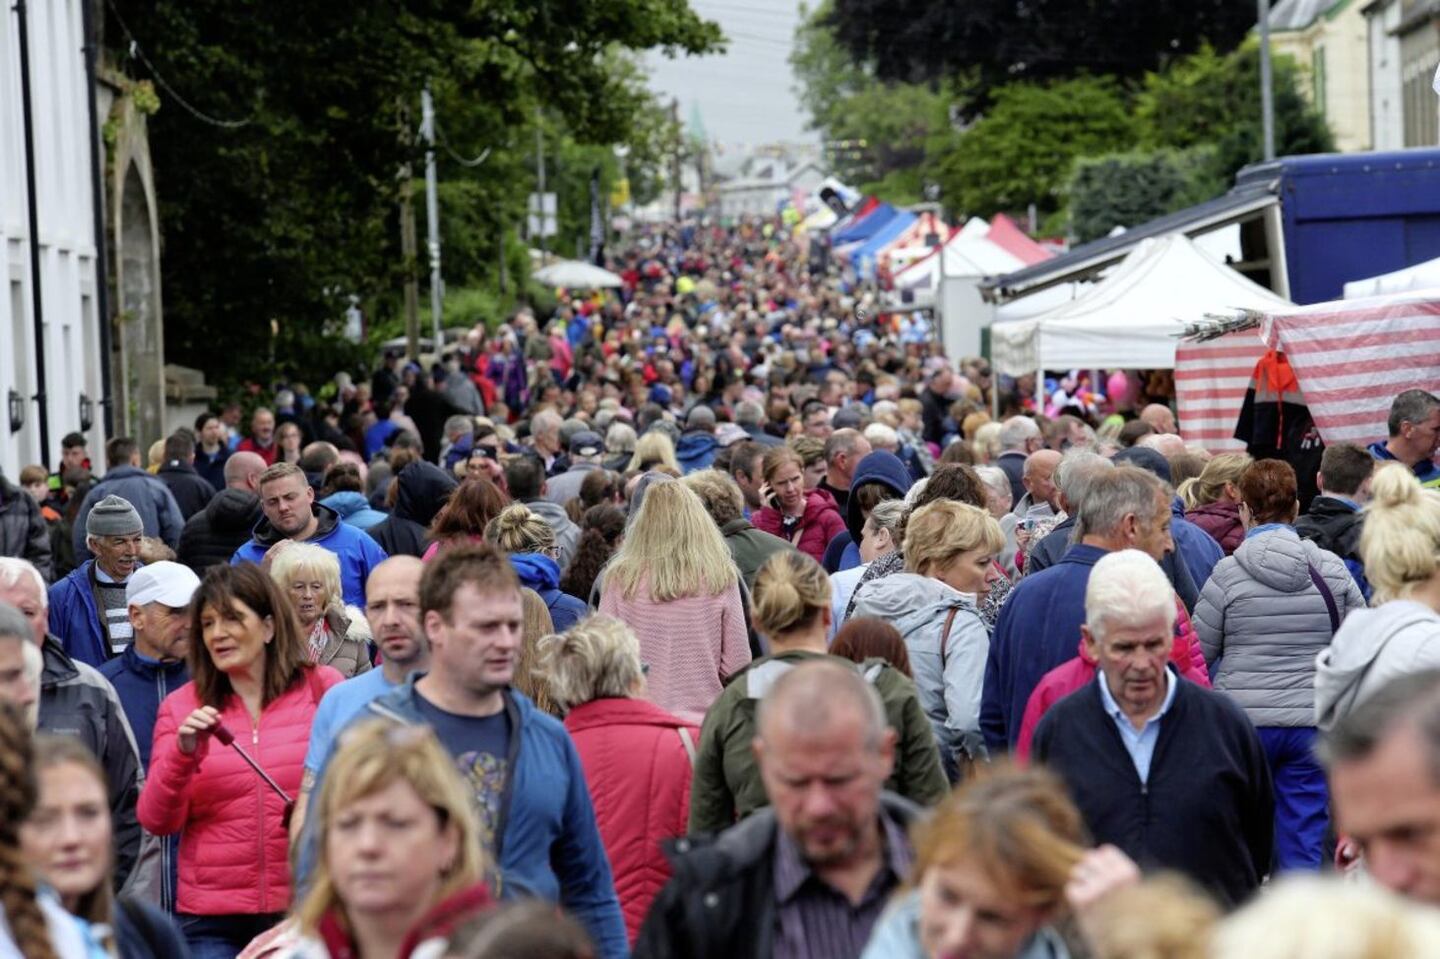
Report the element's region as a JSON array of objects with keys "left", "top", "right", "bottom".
[
  {"left": 320, "top": 491, "right": 389, "bottom": 531},
  {"left": 822, "top": 451, "right": 913, "bottom": 574},
  {"left": 299, "top": 680, "right": 628, "bottom": 959},
  {"left": 509, "top": 553, "right": 588, "bottom": 632},
  {"left": 675, "top": 431, "right": 720, "bottom": 474}
]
